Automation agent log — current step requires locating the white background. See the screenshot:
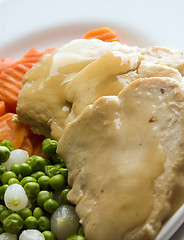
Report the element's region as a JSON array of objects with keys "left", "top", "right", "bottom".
[{"left": 1, "top": 0, "right": 184, "bottom": 58}]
